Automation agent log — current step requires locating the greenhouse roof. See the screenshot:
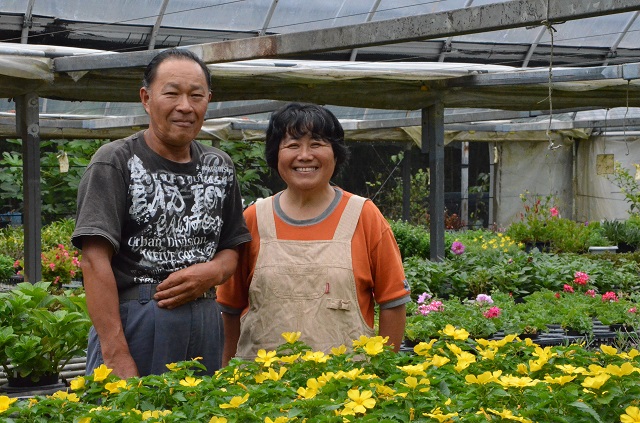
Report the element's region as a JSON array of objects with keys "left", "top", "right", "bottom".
[{"left": 1, "top": 0, "right": 640, "bottom": 132}]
